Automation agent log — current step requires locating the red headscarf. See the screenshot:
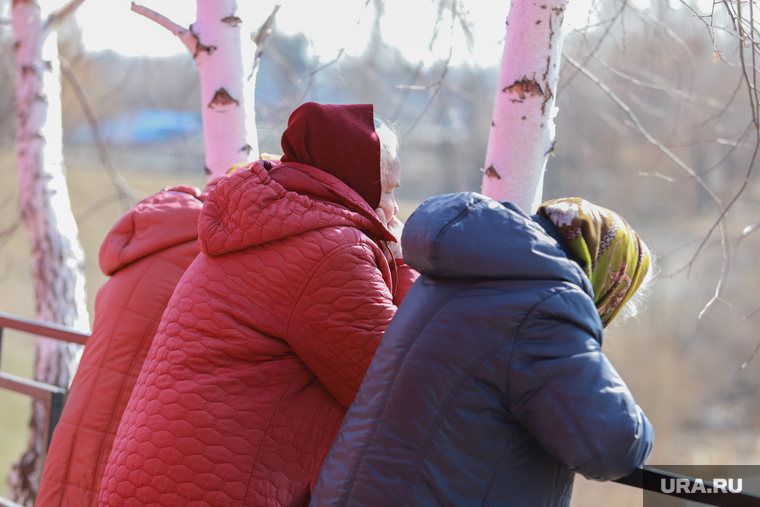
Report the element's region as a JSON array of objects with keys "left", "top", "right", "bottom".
[{"left": 280, "top": 102, "right": 382, "bottom": 209}]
